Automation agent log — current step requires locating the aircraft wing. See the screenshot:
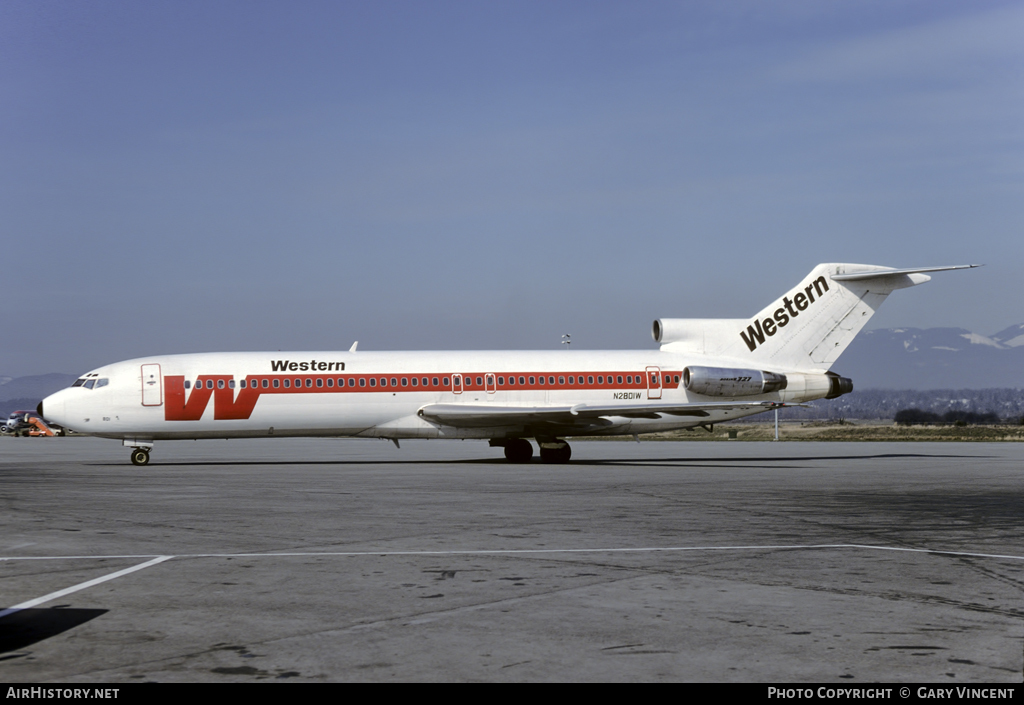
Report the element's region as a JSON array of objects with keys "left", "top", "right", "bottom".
[{"left": 417, "top": 400, "right": 798, "bottom": 429}]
